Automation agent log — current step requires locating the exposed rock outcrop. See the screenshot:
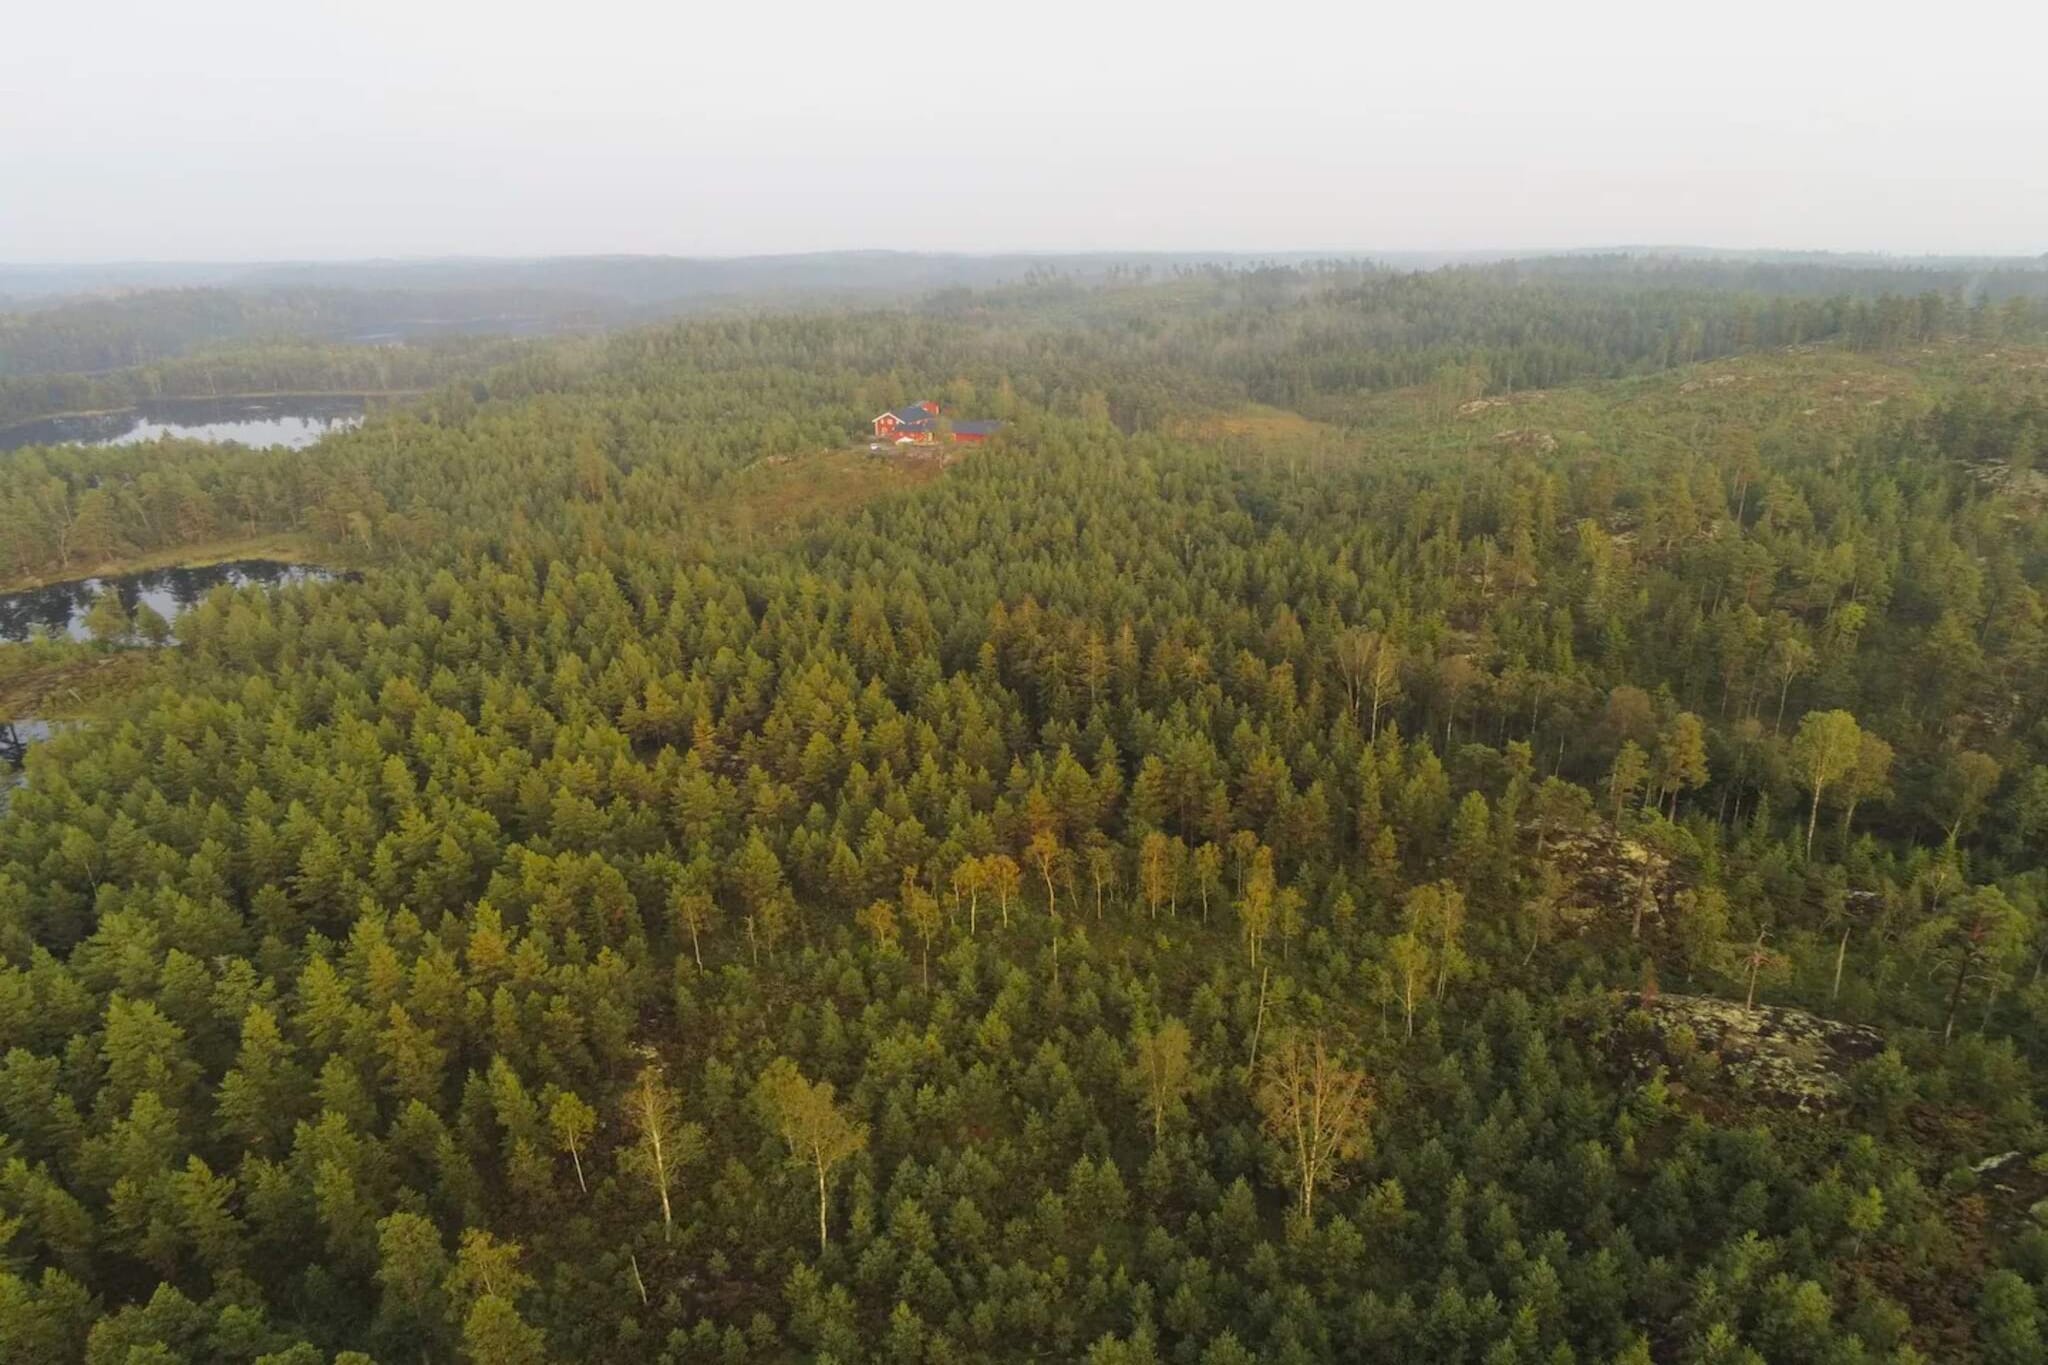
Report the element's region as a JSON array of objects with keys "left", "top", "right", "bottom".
[
  {"left": 1538, "top": 822, "right": 1682, "bottom": 936},
  {"left": 1613, "top": 991, "right": 1886, "bottom": 1112}
]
